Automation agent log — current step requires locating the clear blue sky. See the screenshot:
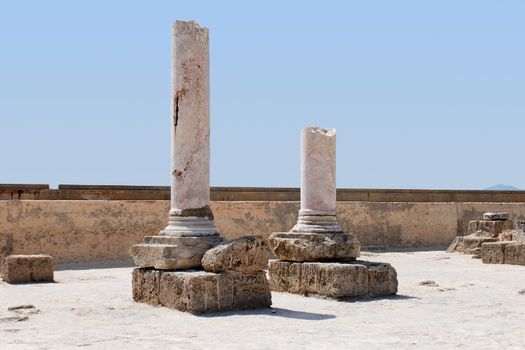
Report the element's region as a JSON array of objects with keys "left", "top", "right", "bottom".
[{"left": 1, "top": 1, "right": 524, "bottom": 189}]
